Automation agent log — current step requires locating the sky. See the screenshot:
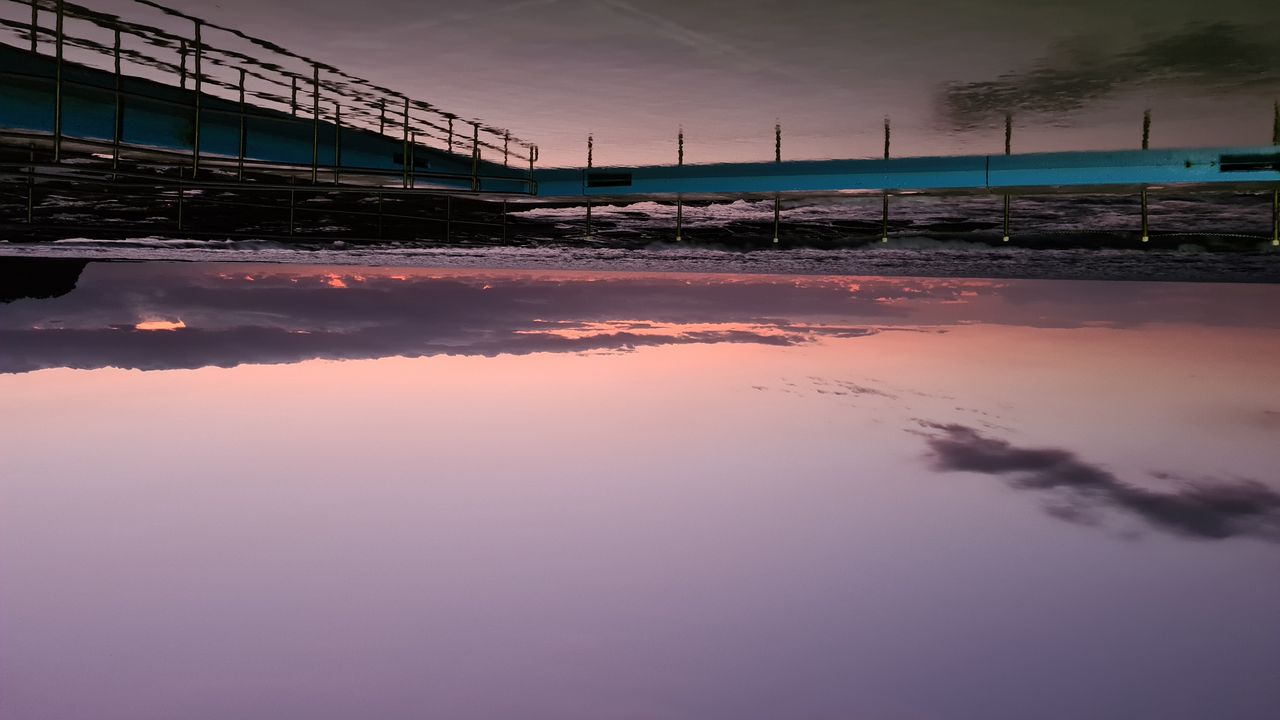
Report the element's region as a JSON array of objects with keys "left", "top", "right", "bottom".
[
  {"left": 12, "top": 0, "right": 1280, "bottom": 164},
  {"left": 2, "top": 262, "right": 1280, "bottom": 719}
]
